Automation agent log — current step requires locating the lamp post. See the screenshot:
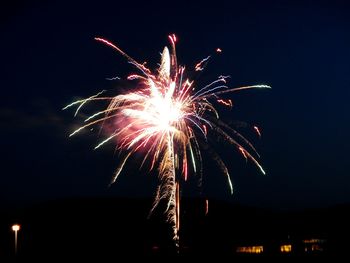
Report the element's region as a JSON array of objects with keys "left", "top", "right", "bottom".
[{"left": 12, "top": 224, "right": 20, "bottom": 255}]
